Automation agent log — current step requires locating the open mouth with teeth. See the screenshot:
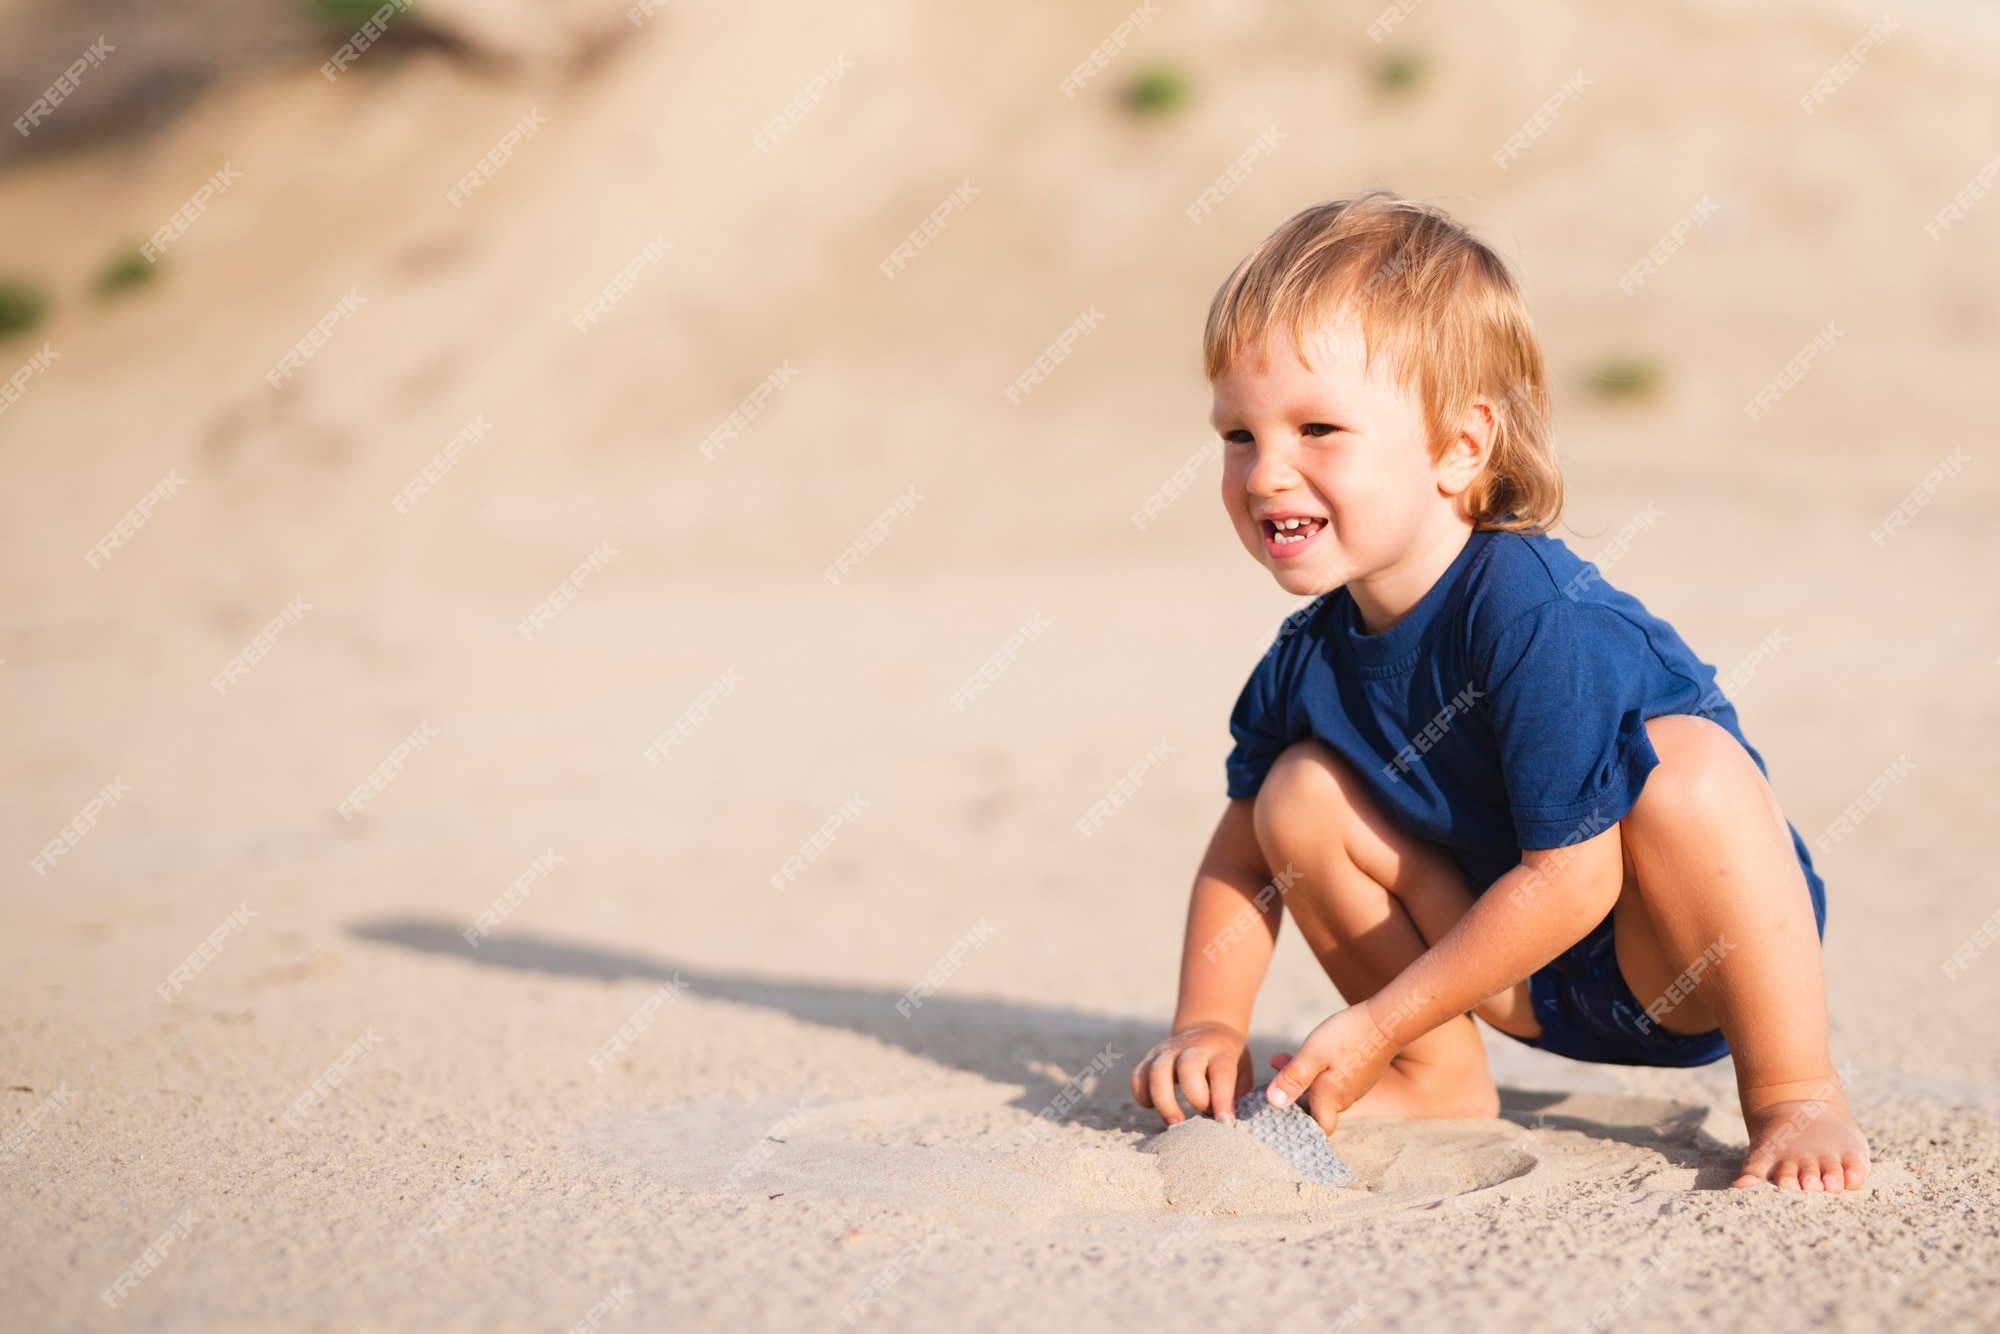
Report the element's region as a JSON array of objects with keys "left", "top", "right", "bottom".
[{"left": 1261, "top": 515, "right": 1327, "bottom": 555}]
